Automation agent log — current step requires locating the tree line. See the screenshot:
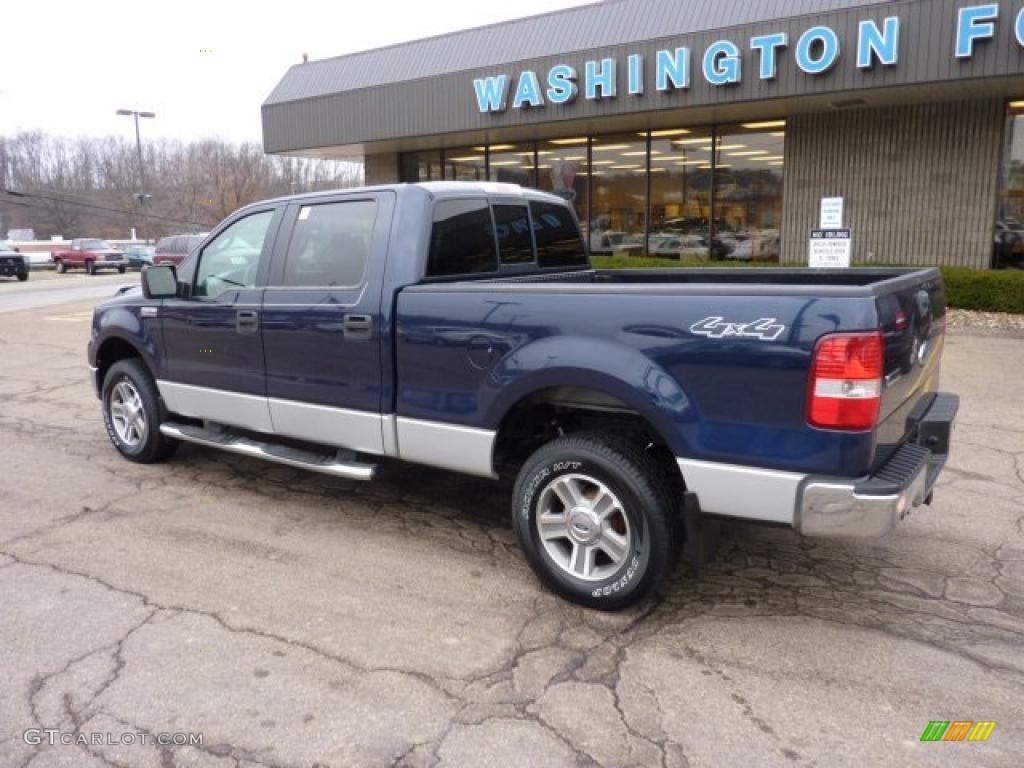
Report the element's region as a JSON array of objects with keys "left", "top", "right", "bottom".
[{"left": 0, "top": 131, "right": 363, "bottom": 241}]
